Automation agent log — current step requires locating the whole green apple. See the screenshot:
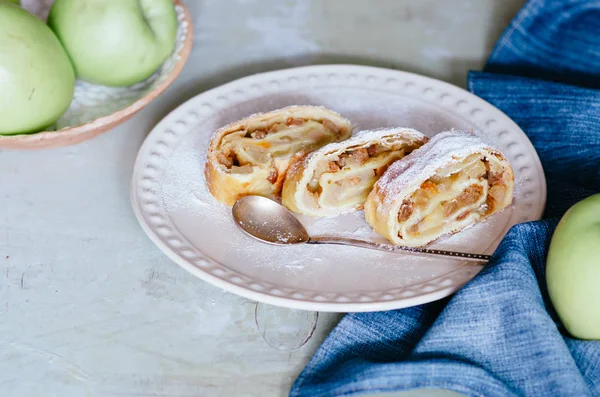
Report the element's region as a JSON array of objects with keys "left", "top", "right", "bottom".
[
  {"left": 48, "top": 0, "right": 178, "bottom": 87},
  {"left": 0, "top": 2, "right": 75, "bottom": 135},
  {"left": 547, "top": 194, "right": 600, "bottom": 340}
]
